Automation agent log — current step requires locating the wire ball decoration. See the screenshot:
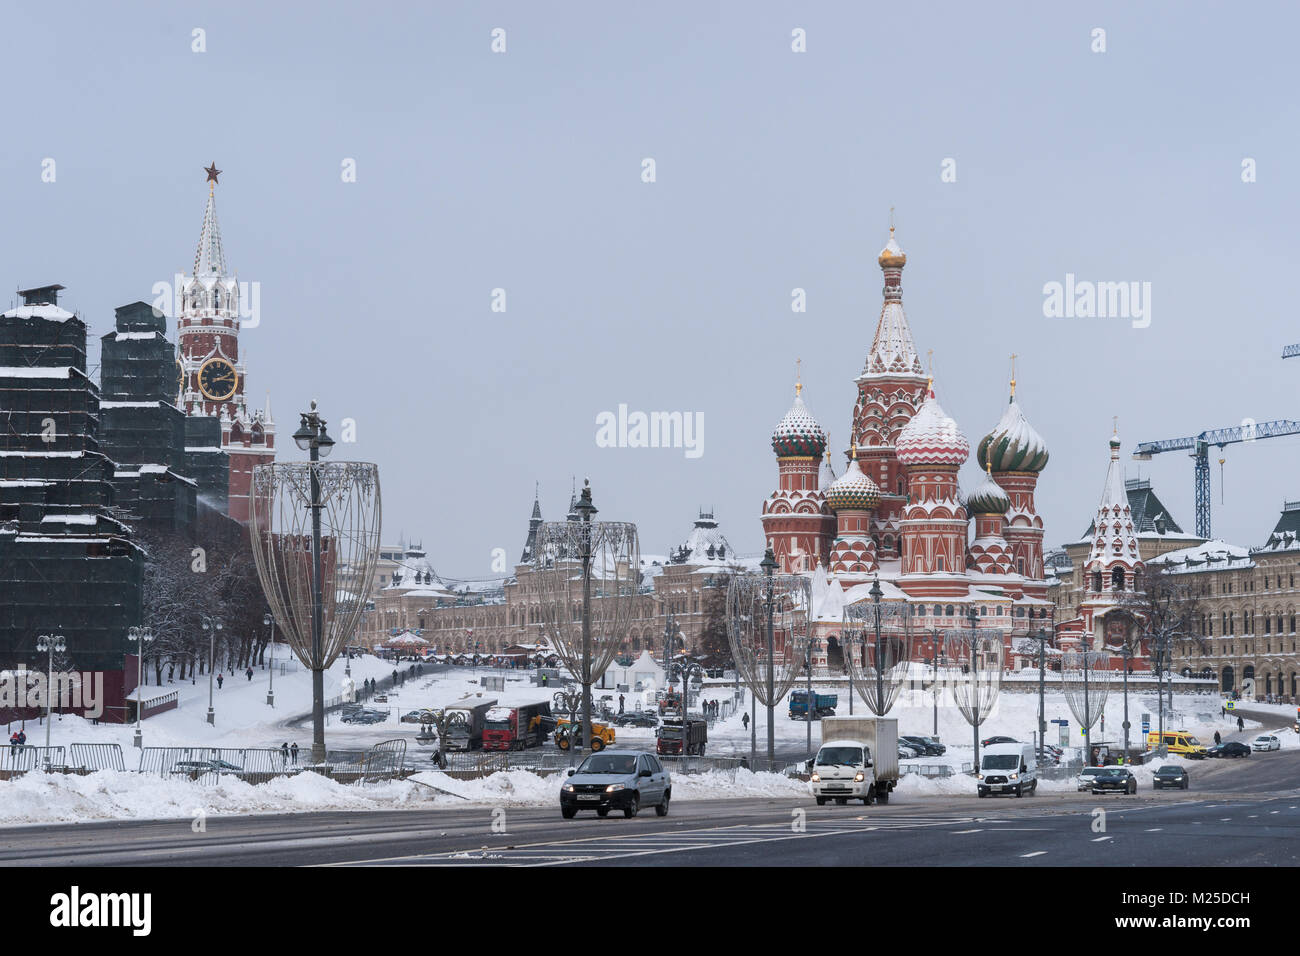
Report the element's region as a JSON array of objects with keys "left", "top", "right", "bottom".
[
  {"left": 725, "top": 572, "right": 811, "bottom": 706},
  {"left": 248, "top": 461, "right": 382, "bottom": 672},
  {"left": 531, "top": 518, "right": 640, "bottom": 687},
  {"left": 942, "top": 627, "right": 1005, "bottom": 728},
  {"left": 842, "top": 600, "right": 916, "bottom": 716},
  {"left": 1061, "top": 650, "right": 1112, "bottom": 731}
]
